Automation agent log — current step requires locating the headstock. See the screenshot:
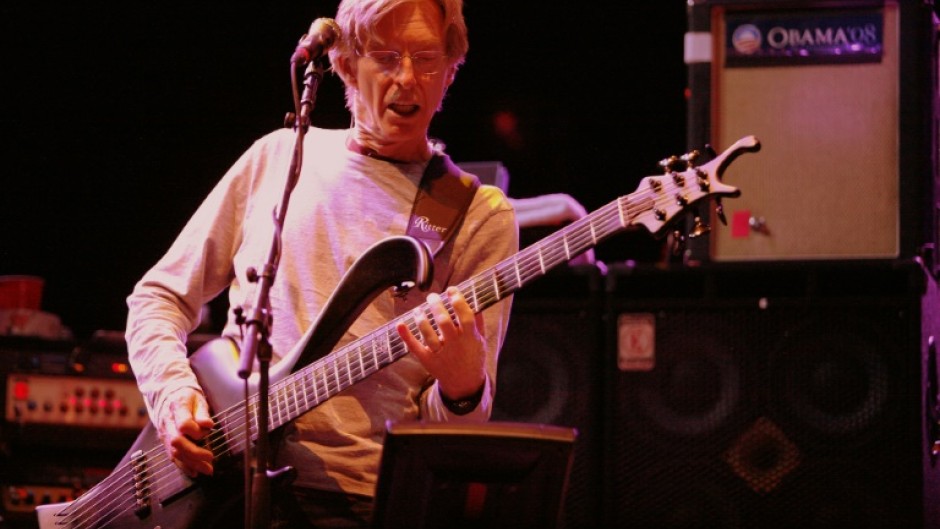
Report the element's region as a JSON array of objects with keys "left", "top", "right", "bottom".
[{"left": 626, "top": 135, "right": 761, "bottom": 237}]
